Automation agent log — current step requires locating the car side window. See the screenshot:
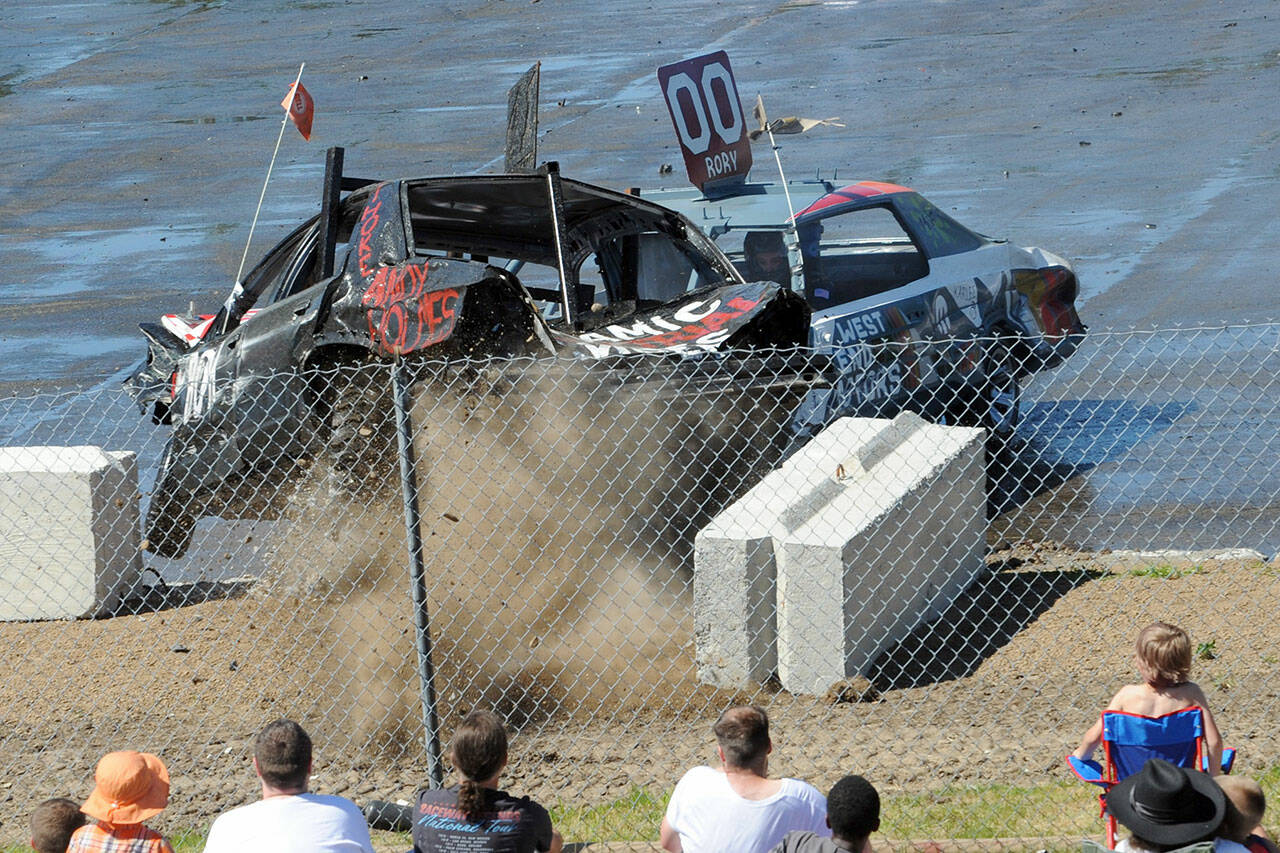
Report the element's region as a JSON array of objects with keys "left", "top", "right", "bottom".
[
  {"left": 801, "top": 205, "right": 929, "bottom": 309},
  {"left": 236, "top": 226, "right": 312, "bottom": 314},
  {"left": 590, "top": 232, "right": 709, "bottom": 306},
  {"left": 273, "top": 194, "right": 368, "bottom": 302},
  {"left": 270, "top": 231, "right": 319, "bottom": 303}
]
